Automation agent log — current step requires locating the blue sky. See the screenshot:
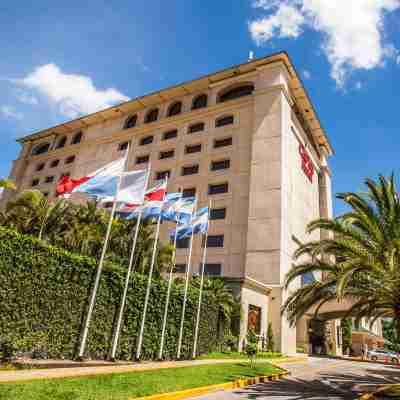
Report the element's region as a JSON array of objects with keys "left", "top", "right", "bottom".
[{"left": 0, "top": 1, "right": 399, "bottom": 215}]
